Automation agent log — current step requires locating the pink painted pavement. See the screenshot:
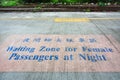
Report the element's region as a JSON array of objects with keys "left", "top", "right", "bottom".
[{"left": 0, "top": 35, "right": 120, "bottom": 72}]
